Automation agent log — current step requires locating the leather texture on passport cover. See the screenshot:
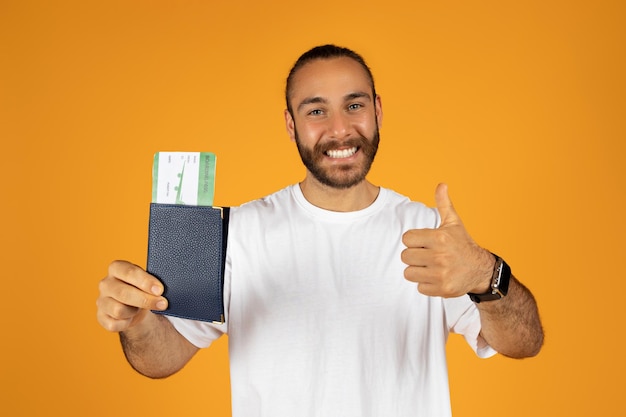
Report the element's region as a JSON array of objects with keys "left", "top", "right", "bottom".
[{"left": 147, "top": 203, "right": 229, "bottom": 323}]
